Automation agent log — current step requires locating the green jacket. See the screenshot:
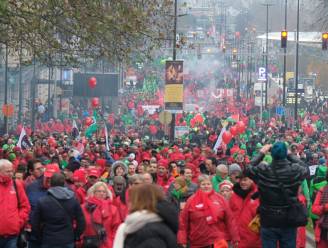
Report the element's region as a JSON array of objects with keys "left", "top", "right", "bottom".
[{"left": 212, "top": 175, "right": 230, "bottom": 192}]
